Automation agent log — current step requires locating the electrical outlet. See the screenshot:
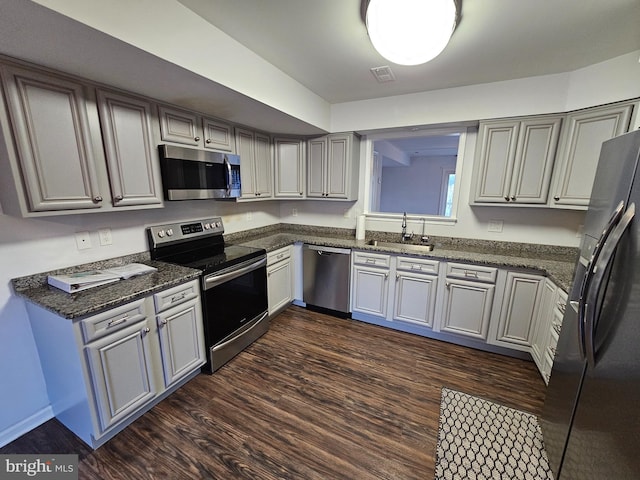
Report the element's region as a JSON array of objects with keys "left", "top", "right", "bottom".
[
  {"left": 487, "top": 220, "right": 503, "bottom": 233},
  {"left": 98, "top": 228, "right": 112, "bottom": 246},
  {"left": 292, "top": 208, "right": 298, "bottom": 217},
  {"left": 246, "top": 211, "right": 253, "bottom": 221},
  {"left": 343, "top": 208, "right": 350, "bottom": 218},
  {"left": 576, "top": 224, "right": 584, "bottom": 237},
  {"left": 75, "top": 231, "right": 92, "bottom": 250}
]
